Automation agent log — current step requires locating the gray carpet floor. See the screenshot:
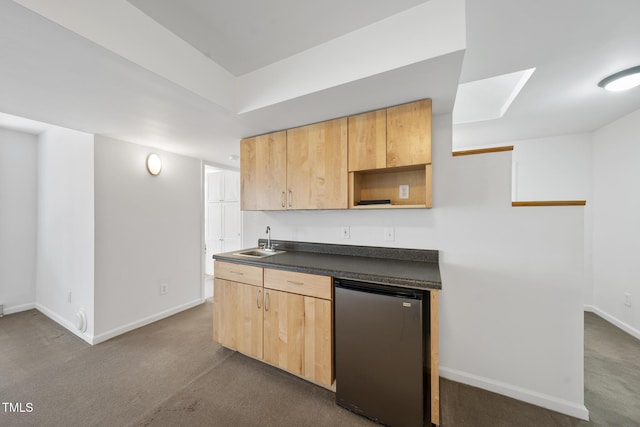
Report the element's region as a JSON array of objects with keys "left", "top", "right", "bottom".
[
  {"left": 0, "top": 302, "right": 637, "bottom": 426},
  {"left": 580, "top": 312, "right": 640, "bottom": 427}
]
